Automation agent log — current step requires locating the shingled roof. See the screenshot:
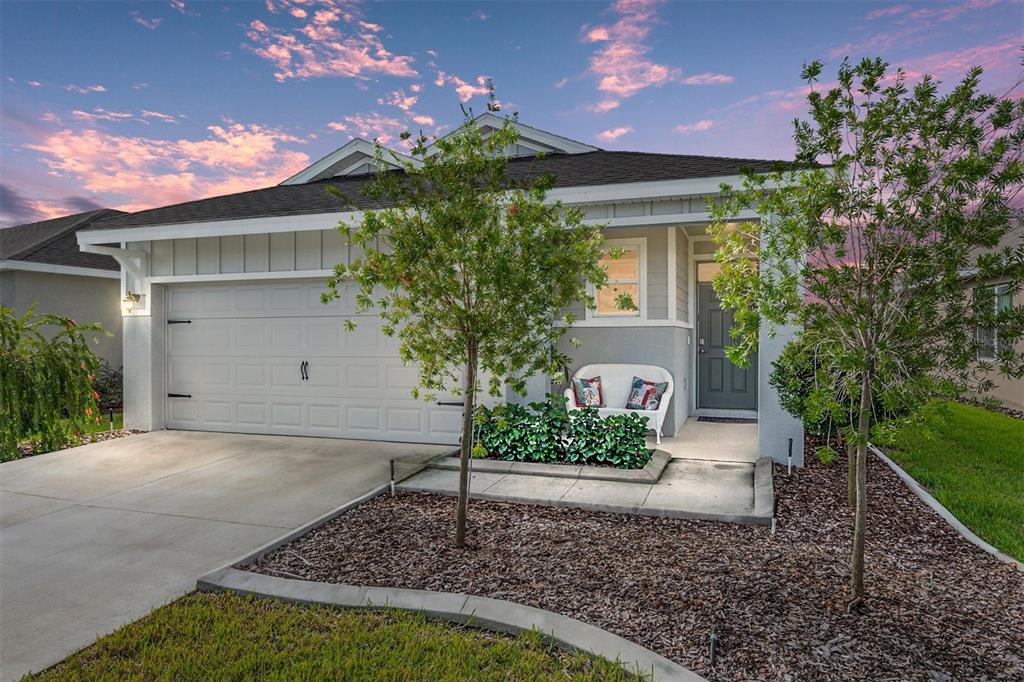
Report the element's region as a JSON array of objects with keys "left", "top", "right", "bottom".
[
  {"left": 84, "top": 150, "right": 794, "bottom": 231},
  {"left": 1, "top": 209, "right": 125, "bottom": 270}
]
